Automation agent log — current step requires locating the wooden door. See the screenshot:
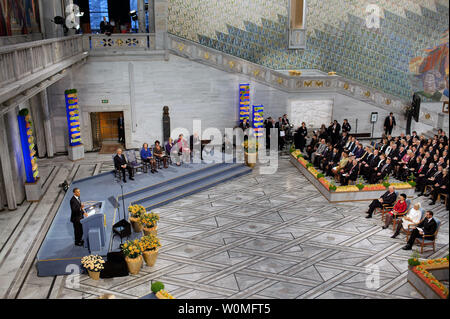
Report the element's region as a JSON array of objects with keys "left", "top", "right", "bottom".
[{"left": 98, "top": 112, "right": 123, "bottom": 142}]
